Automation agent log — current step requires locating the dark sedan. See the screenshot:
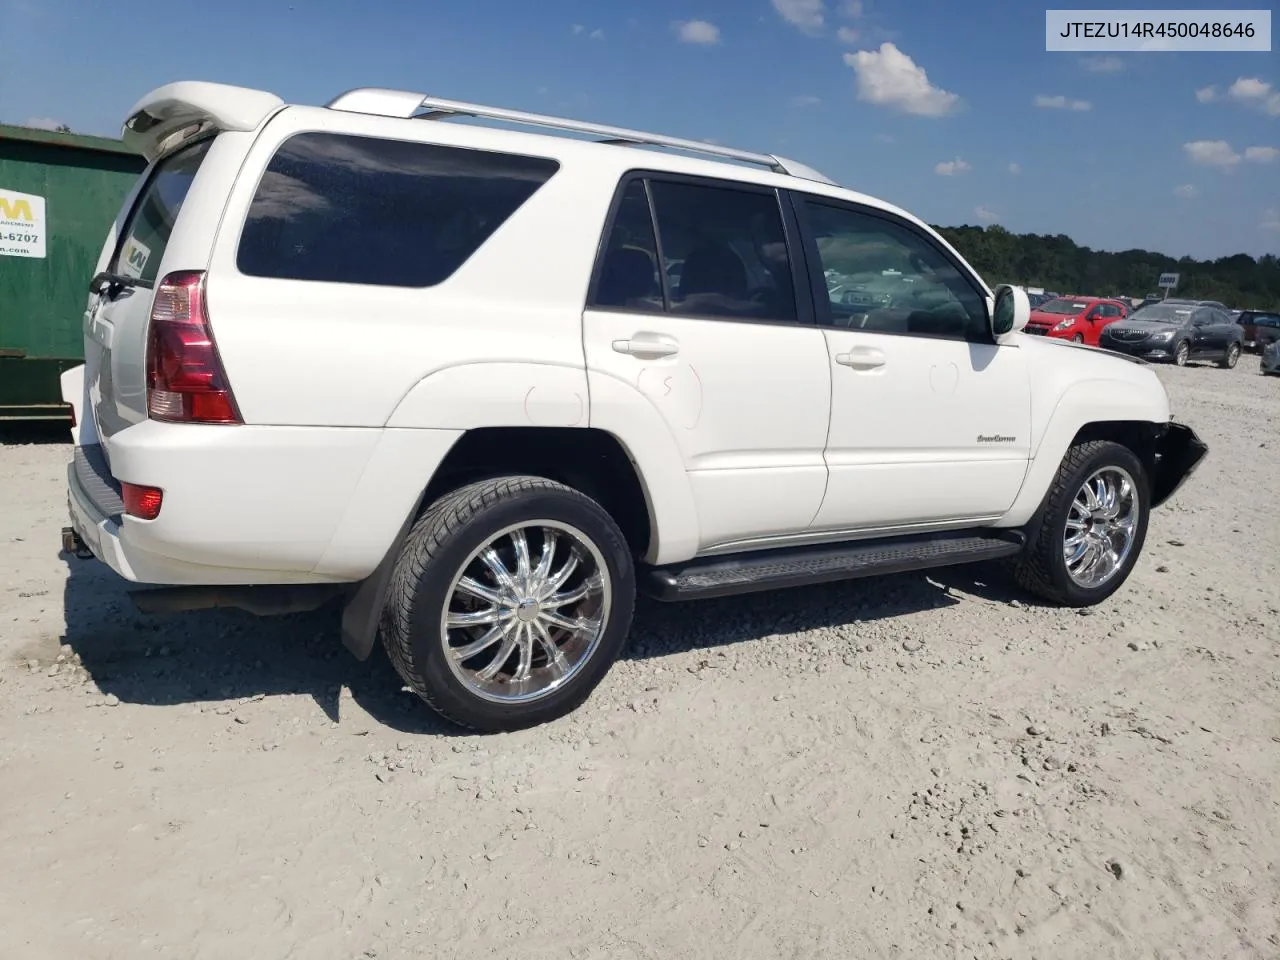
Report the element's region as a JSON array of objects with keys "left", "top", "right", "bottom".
[{"left": 1099, "top": 302, "right": 1244, "bottom": 367}]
